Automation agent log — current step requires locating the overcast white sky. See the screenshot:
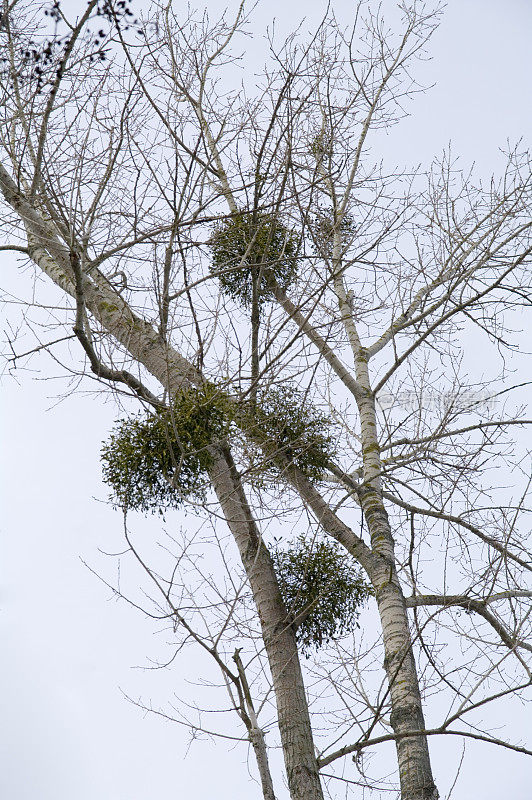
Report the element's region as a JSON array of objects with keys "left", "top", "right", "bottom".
[{"left": 1, "top": 1, "right": 531, "bottom": 798}]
